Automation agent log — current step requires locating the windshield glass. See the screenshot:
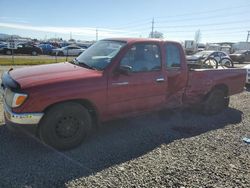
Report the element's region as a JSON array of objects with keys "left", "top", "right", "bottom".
[{"left": 75, "top": 40, "right": 126, "bottom": 70}]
